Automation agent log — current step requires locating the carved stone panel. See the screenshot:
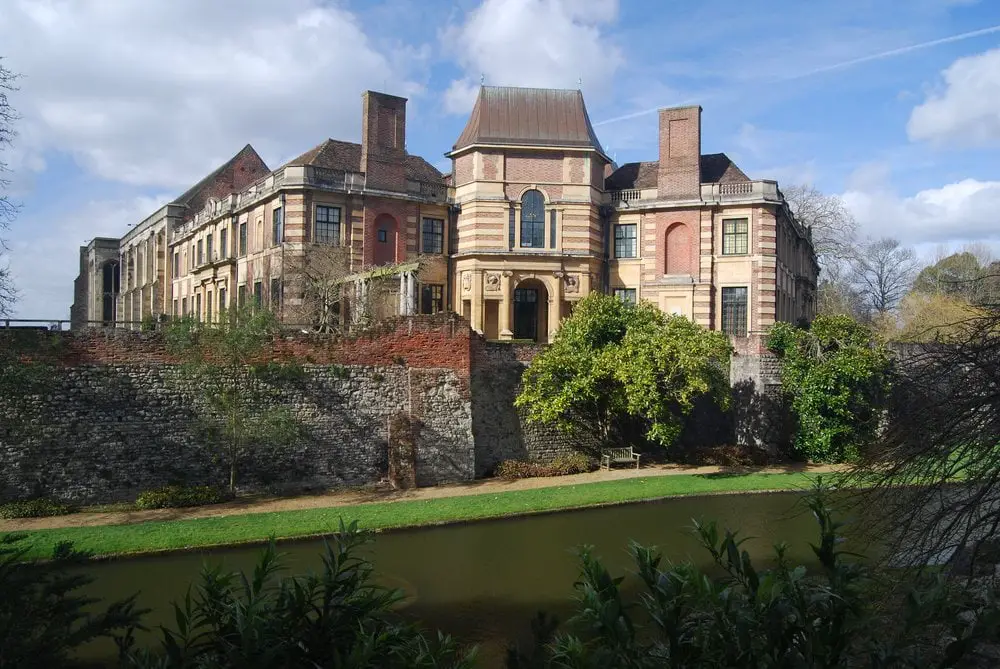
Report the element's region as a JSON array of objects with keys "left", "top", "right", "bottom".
[
  {"left": 485, "top": 272, "right": 501, "bottom": 292},
  {"left": 462, "top": 272, "right": 471, "bottom": 293},
  {"left": 564, "top": 274, "right": 580, "bottom": 293}
]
